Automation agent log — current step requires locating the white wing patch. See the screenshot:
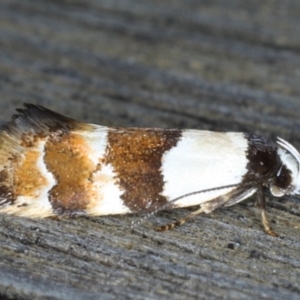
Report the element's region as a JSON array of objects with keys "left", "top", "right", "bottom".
[
  {"left": 79, "top": 126, "right": 109, "bottom": 165},
  {"left": 161, "top": 131, "right": 249, "bottom": 208},
  {"left": 87, "top": 164, "right": 130, "bottom": 215}
]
